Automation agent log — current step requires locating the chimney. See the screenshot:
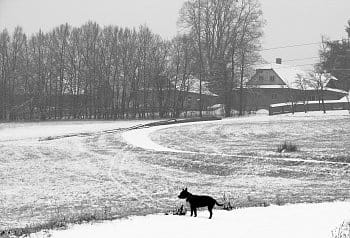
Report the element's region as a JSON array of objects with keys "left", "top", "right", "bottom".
[{"left": 276, "top": 58, "right": 282, "bottom": 64}]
